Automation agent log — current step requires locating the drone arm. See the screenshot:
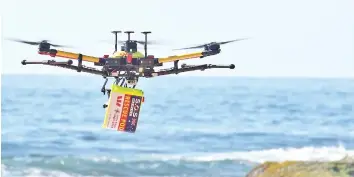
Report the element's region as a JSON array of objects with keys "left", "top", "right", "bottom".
[
  {"left": 157, "top": 51, "right": 203, "bottom": 63},
  {"left": 157, "top": 48, "right": 221, "bottom": 63},
  {"left": 39, "top": 49, "right": 105, "bottom": 64},
  {"left": 22, "top": 59, "right": 107, "bottom": 76},
  {"left": 145, "top": 63, "right": 235, "bottom": 77}
]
